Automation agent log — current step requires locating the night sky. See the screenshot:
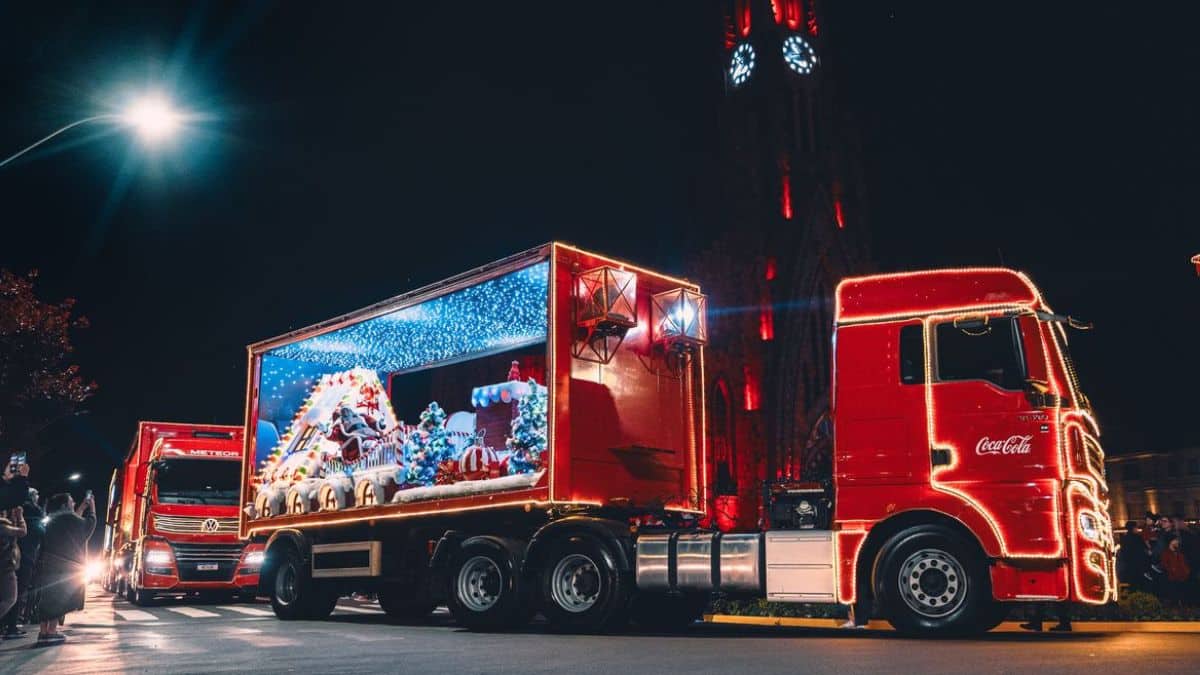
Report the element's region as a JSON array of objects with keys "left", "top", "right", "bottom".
[{"left": 1, "top": 1, "right": 1197, "bottom": 499}]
